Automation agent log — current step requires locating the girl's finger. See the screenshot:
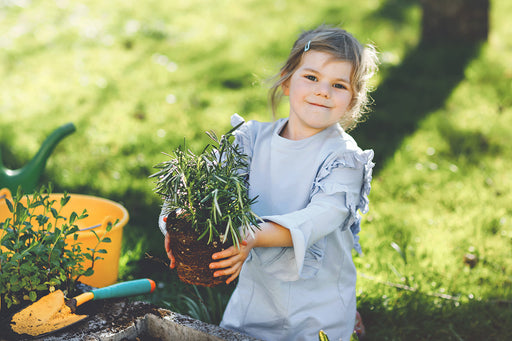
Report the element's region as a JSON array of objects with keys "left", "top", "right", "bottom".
[
  {"left": 164, "top": 232, "right": 171, "bottom": 252},
  {"left": 166, "top": 248, "right": 175, "bottom": 269},
  {"left": 225, "top": 266, "right": 242, "bottom": 284},
  {"left": 210, "top": 253, "right": 240, "bottom": 270},
  {"left": 164, "top": 233, "right": 176, "bottom": 268},
  {"left": 213, "top": 261, "right": 241, "bottom": 278},
  {"left": 168, "top": 250, "right": 175, "bottom": 269},
  {"left": 212, "top": 245, "right": 241, "bottom": 260}
]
